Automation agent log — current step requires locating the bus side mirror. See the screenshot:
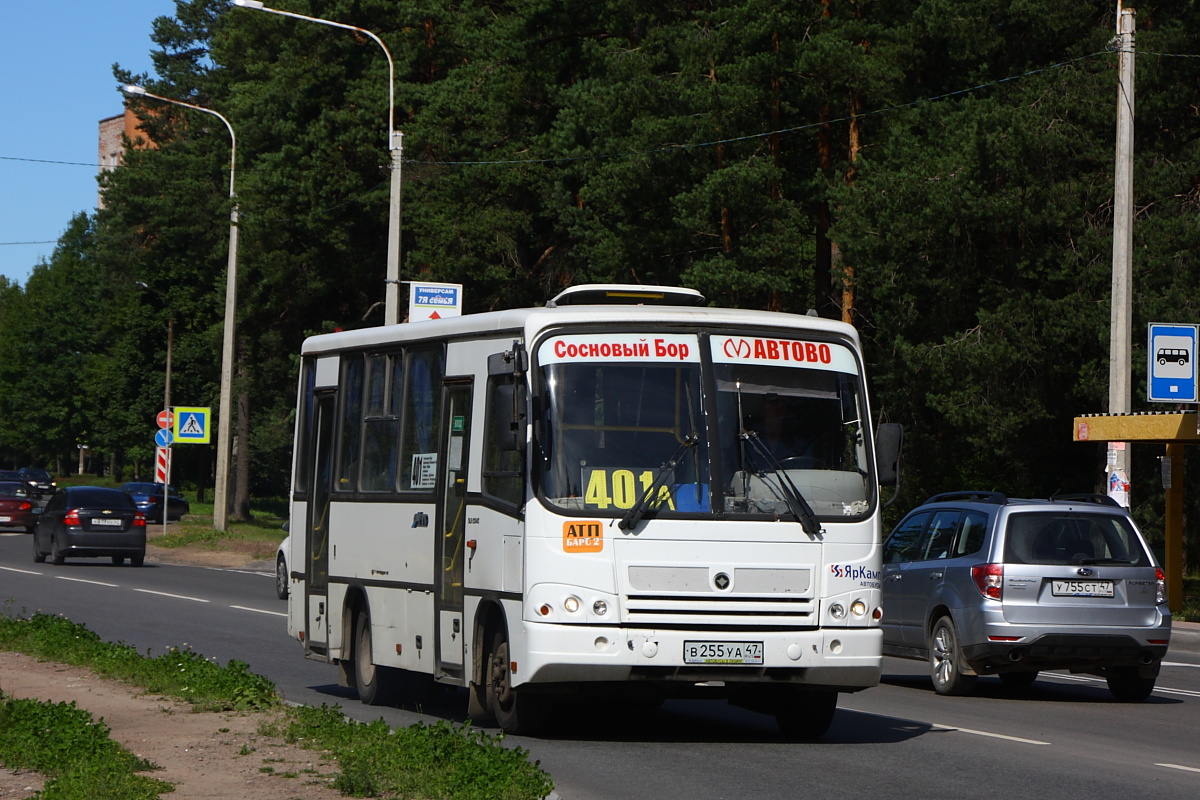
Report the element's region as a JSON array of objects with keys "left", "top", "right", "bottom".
[
  {"left": 875, "top": 423, "right": 903, "bottom": 488},
  {"left": 491, "top": 383, "right": 527, "bottom": 452}
]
